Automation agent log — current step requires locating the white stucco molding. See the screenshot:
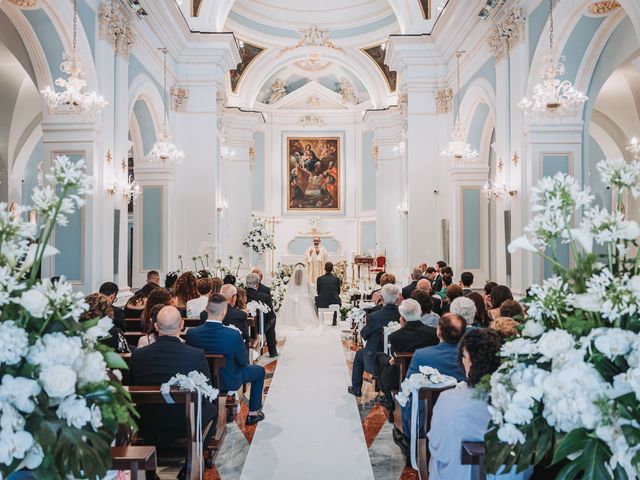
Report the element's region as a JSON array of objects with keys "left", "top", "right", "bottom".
[{"left": 385, "top": 34, "right": 446, "bottom": 90}]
